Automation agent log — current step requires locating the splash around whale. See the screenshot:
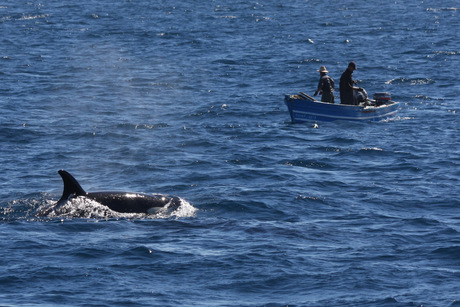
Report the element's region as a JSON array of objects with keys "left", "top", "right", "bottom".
[{"left": 42, "top": 170, "right": 187, "bottom": 217}]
